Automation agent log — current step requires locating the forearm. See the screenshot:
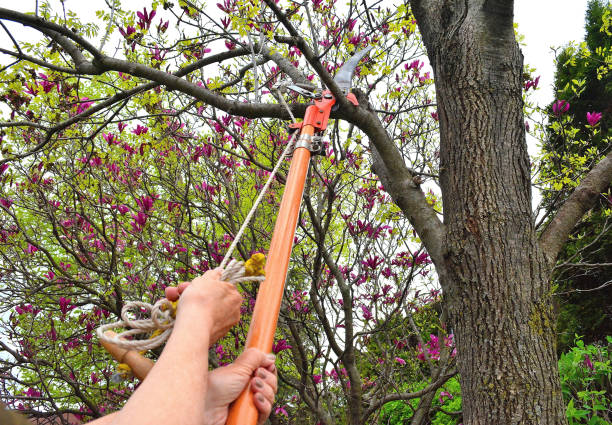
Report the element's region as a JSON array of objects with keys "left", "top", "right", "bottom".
[{"left": 109, "top": 307, "right": 212, "bottom": 425}]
